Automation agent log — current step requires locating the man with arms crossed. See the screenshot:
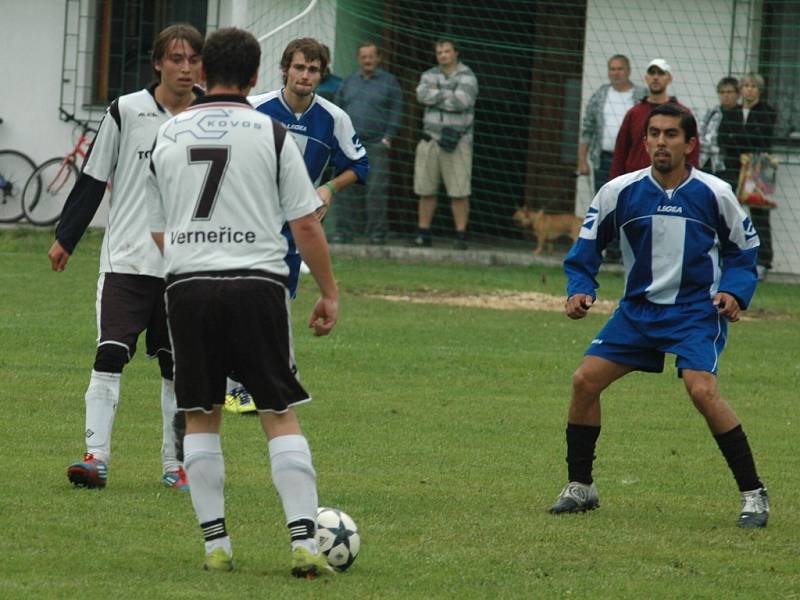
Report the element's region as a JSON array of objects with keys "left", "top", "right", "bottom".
[
  {"left": 148, "top": 27, "right": 338, "bottom": 576},
  {"left": 551, "top": 103, "right": 768, "bottom": 529},
  {"left": 412, "top": 38, "right": 478, "bottom": 249},
  {"left": 48, "top": 24, "right": 204, "bottom": 491},
  {"left": 223, "top": 37, "right": 368, "bottom": 413}
]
